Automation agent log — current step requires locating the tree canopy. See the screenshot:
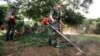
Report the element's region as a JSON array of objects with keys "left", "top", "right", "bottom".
[
  {"left": 62, "top": 9, "right": 86, "bottom": 25},
  {"left": 5, "top": 0, "right": 93, "bottom": 17},
  {"left": 4, "top": 0, "right": 93, "bottom": 25}
]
